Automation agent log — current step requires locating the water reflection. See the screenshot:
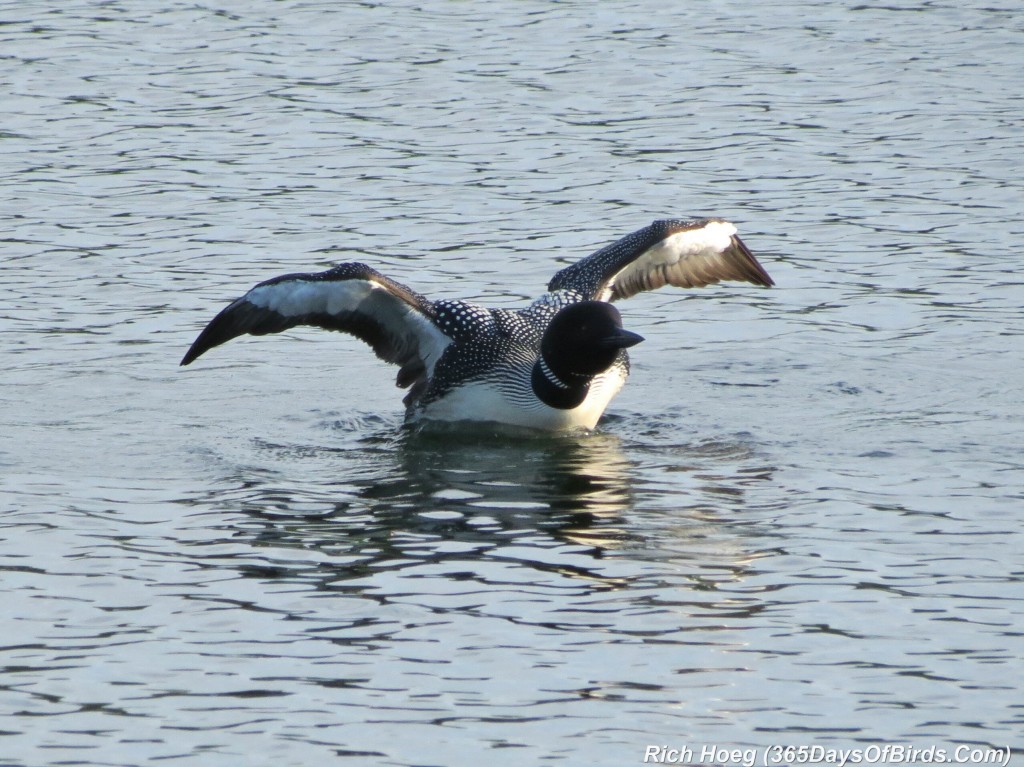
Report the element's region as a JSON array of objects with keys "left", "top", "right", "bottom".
[
  {"left": 190, "top": 422, "right": 781, "bottom": 602},
  {"left": 222, "top": 428, "right": 636, "bottom": 584}
]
